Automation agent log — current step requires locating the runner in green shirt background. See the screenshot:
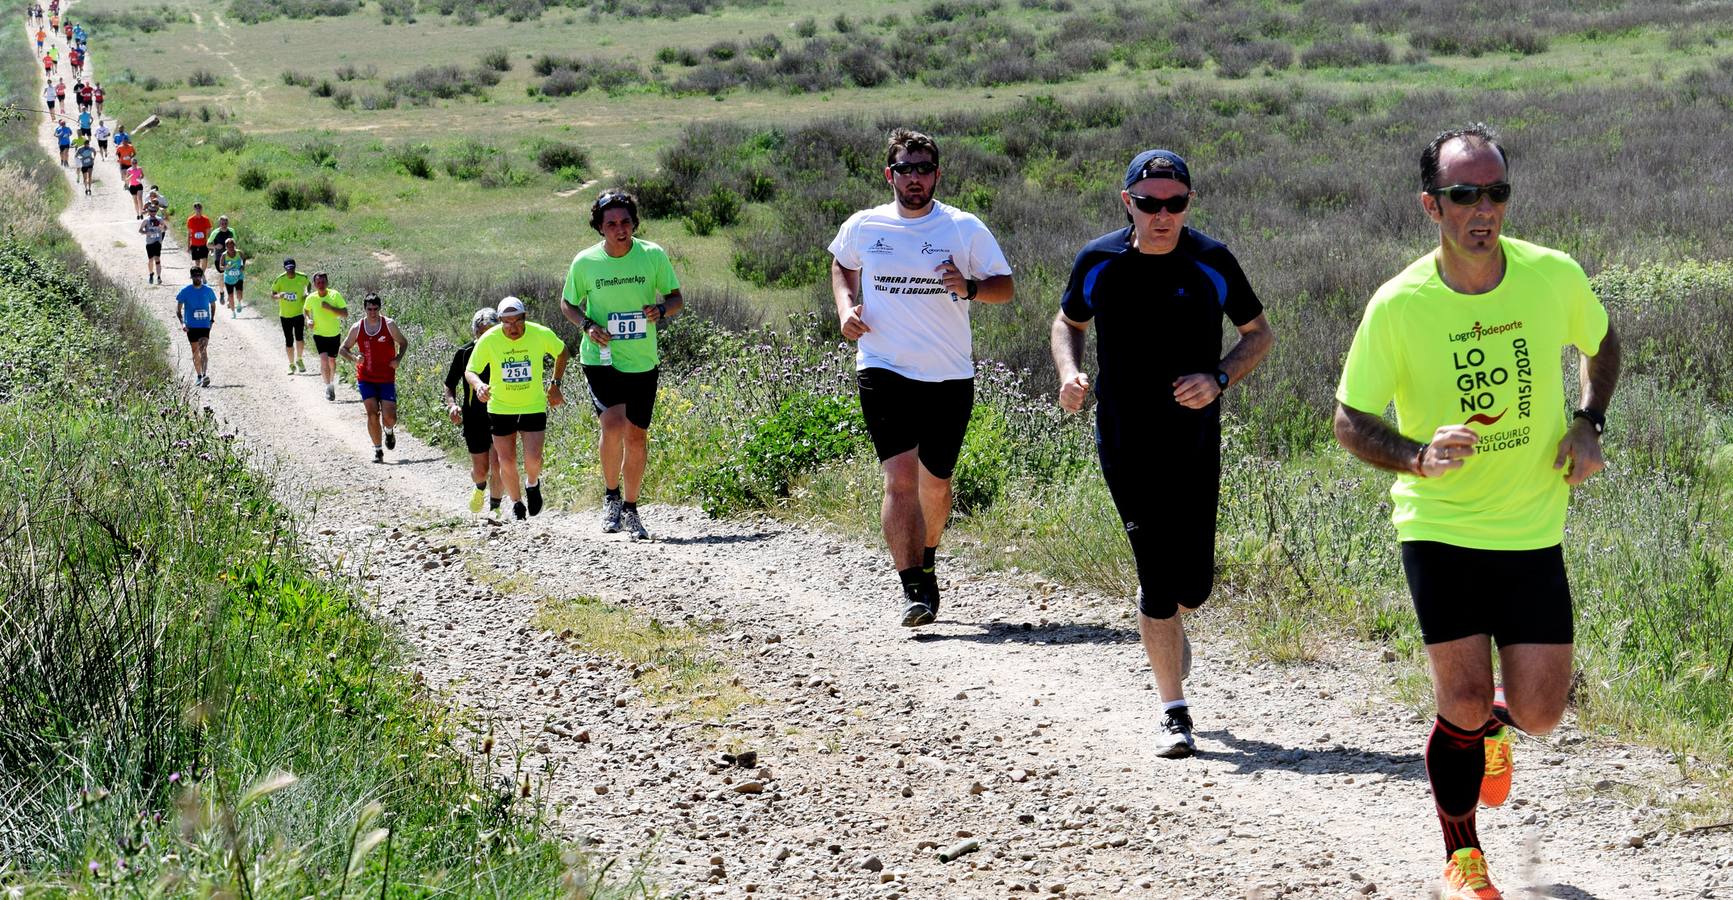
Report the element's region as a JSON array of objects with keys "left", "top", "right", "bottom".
[
  {"left": 558, "top": 189, "right": 684, "bottom": 540},
  {"left": 271, "top": 259, "right": 312, "bottom": 374},
  {"left": 466, "top": 296, "right": 570, "bottom": 521},
  {"left": 304, "top": 272, "right": 348, "bottom": 402}
]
